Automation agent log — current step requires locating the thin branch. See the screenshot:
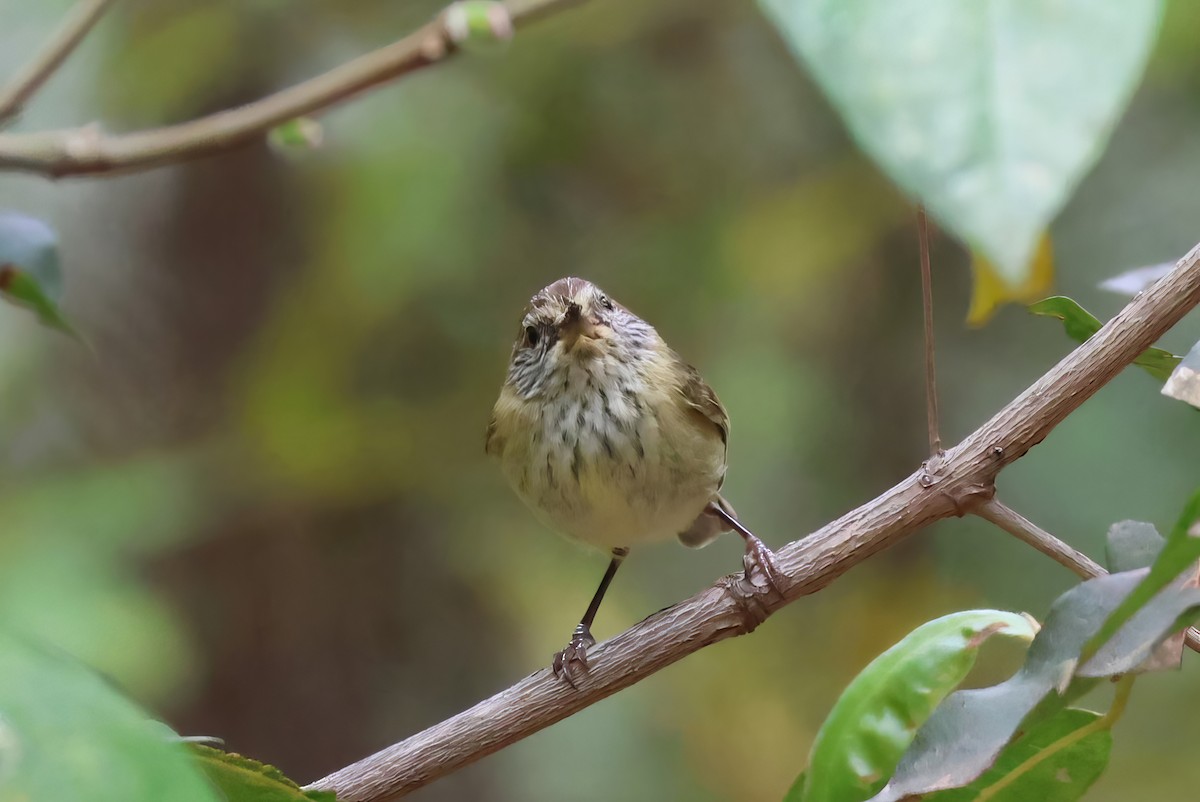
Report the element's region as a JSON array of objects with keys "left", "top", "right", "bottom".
[
  {"left": 0, "top": 0, "right": 117, "bottom": 124},
  {"left": 977, "top": 498, "right": 1200, "bottom": 653},
  {"left": 917, "top": 205, "right": 942, "bottom": 456},
  {"left": 0, "top": 0, "right": 583, "bottom": 178},
  {"left": 306, "top": 242, "right": 1200, "bottom": 801},
  {"left": 976, "top": 497, "right": 1105, "bottom": 579}
]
